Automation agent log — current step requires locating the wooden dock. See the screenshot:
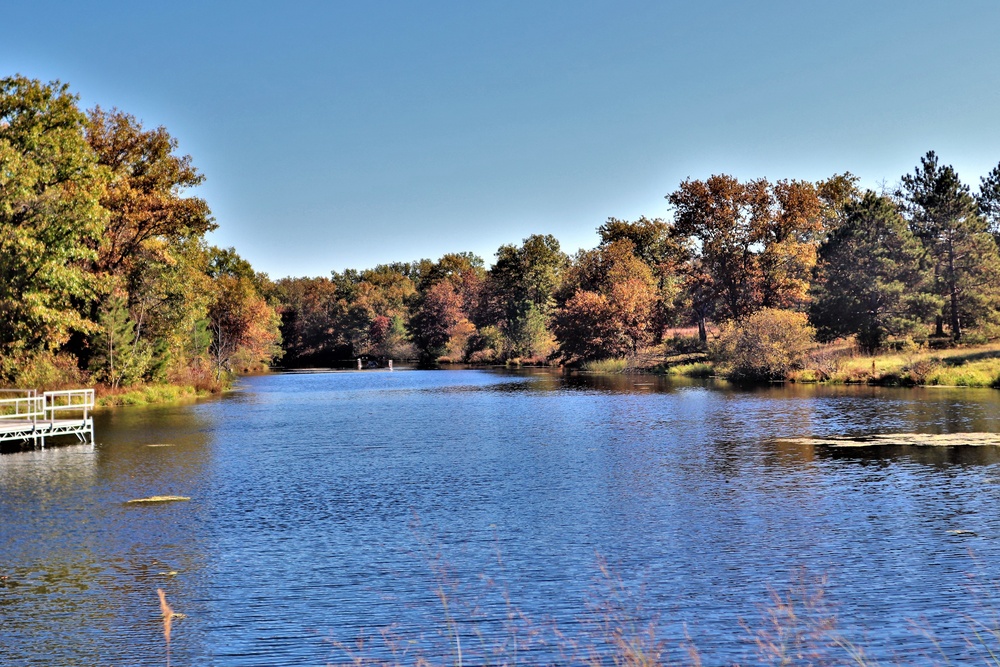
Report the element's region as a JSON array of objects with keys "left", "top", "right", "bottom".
[{"left": 0, "top": 389, "right": 95, "bottom": 449}]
